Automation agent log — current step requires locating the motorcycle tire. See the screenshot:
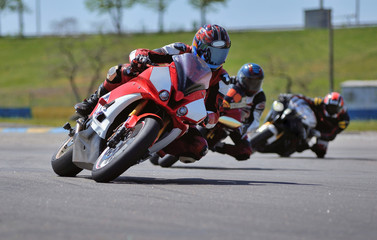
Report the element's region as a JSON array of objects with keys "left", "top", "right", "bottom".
[
  {"left": 51, "top": 136, "right": 83, "bottom": 177},
  {"left": 149, "top": 153, "right": 160, "bottom": 165},
  {"left": 249, "top": 128, "right": 274, "bottom": 149},
  {"left": 279, "top": 152, "right": 292, "bottom": 158},
  {"left": 158, "top": 154, "right": 179, "bottom": 168},
  {"left": 92, "top": 117, "right": 160, "bottom": 183}
]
